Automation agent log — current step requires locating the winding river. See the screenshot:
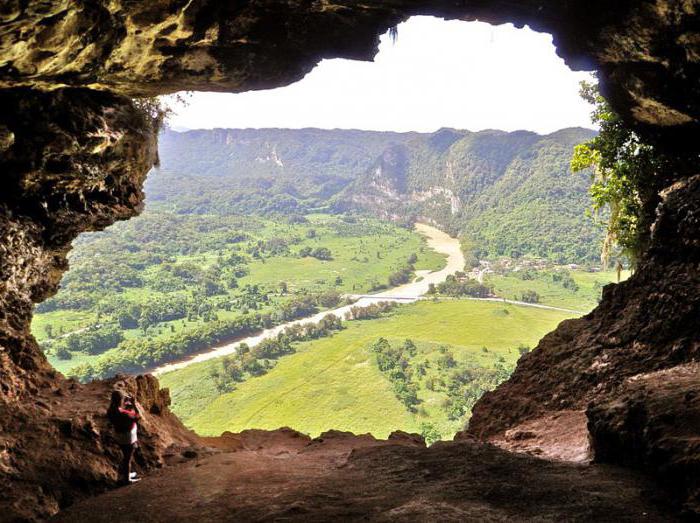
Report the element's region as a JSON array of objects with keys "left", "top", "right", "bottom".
[{"left": 152, "top": 223, "right": 464, "bottom": 376}]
